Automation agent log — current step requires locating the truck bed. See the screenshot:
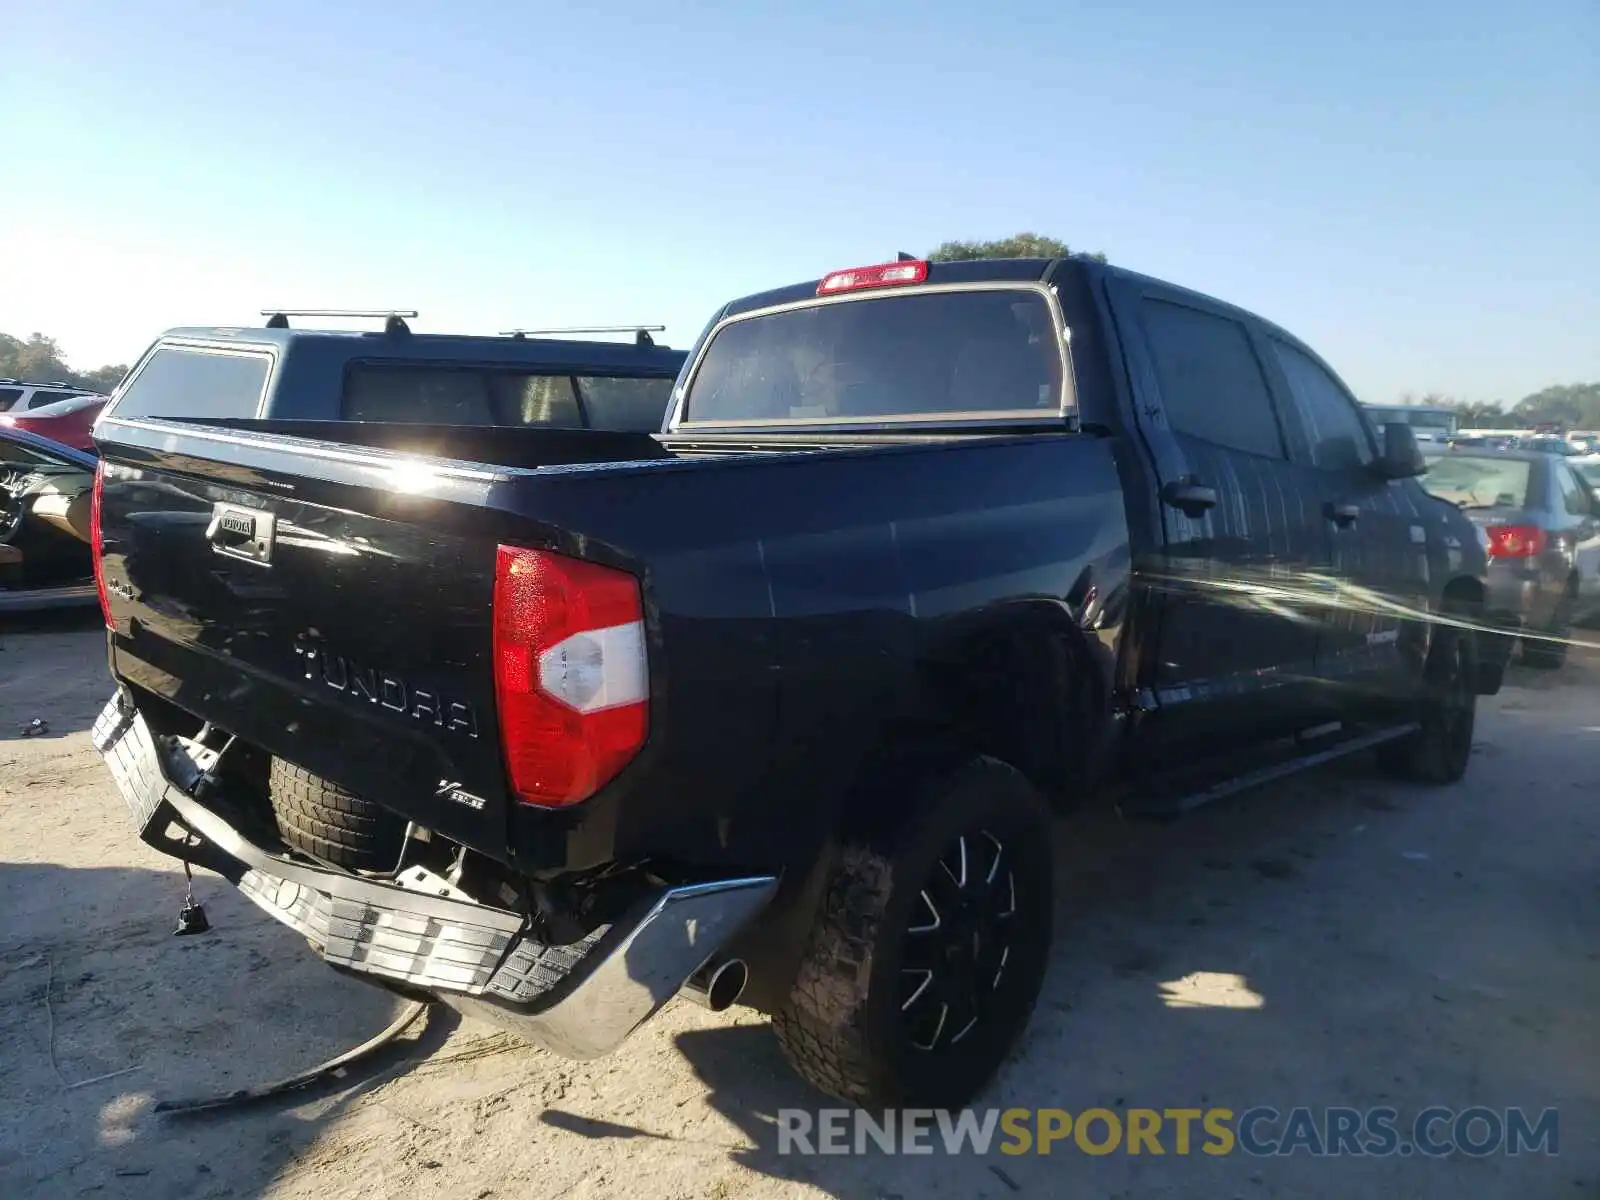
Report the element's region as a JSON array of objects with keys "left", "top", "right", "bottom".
[{"left": 94, "top": 412, "right": 1127, "bottom": 876}]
